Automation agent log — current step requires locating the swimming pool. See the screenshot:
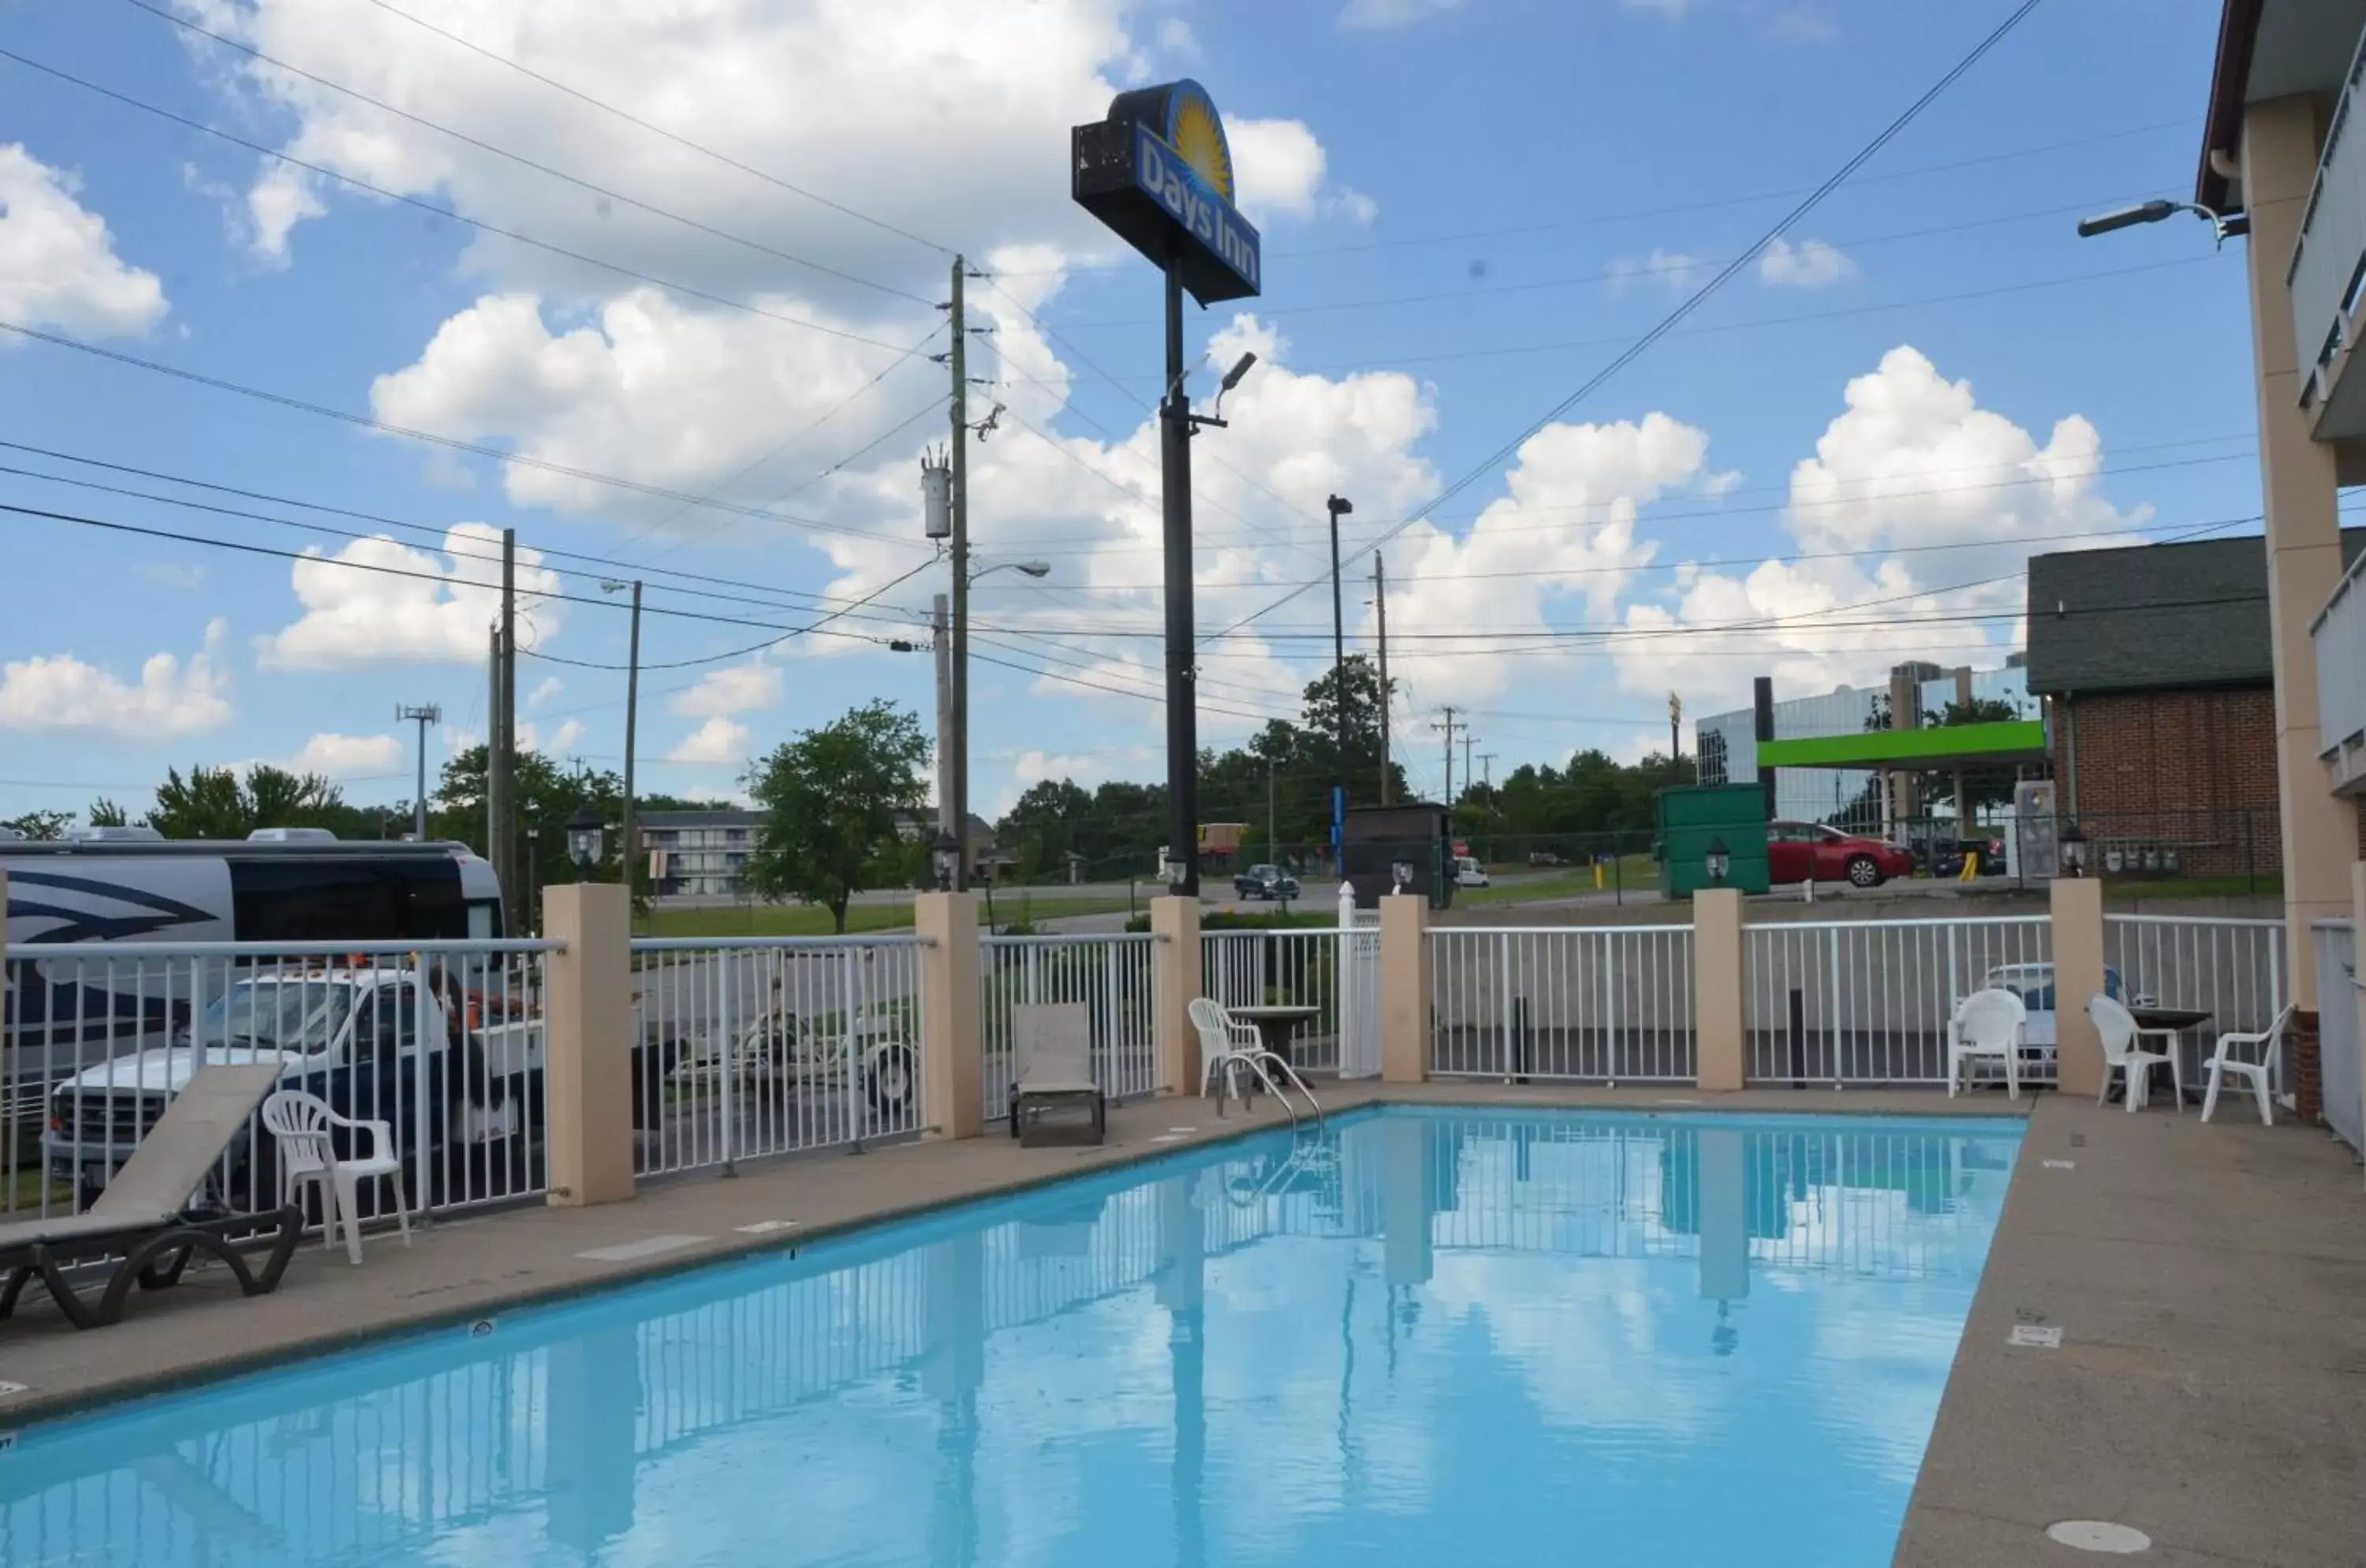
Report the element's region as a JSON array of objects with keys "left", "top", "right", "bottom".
[{"left": 0, "top": 1107, "right": 2018, "bottom": 1566}]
